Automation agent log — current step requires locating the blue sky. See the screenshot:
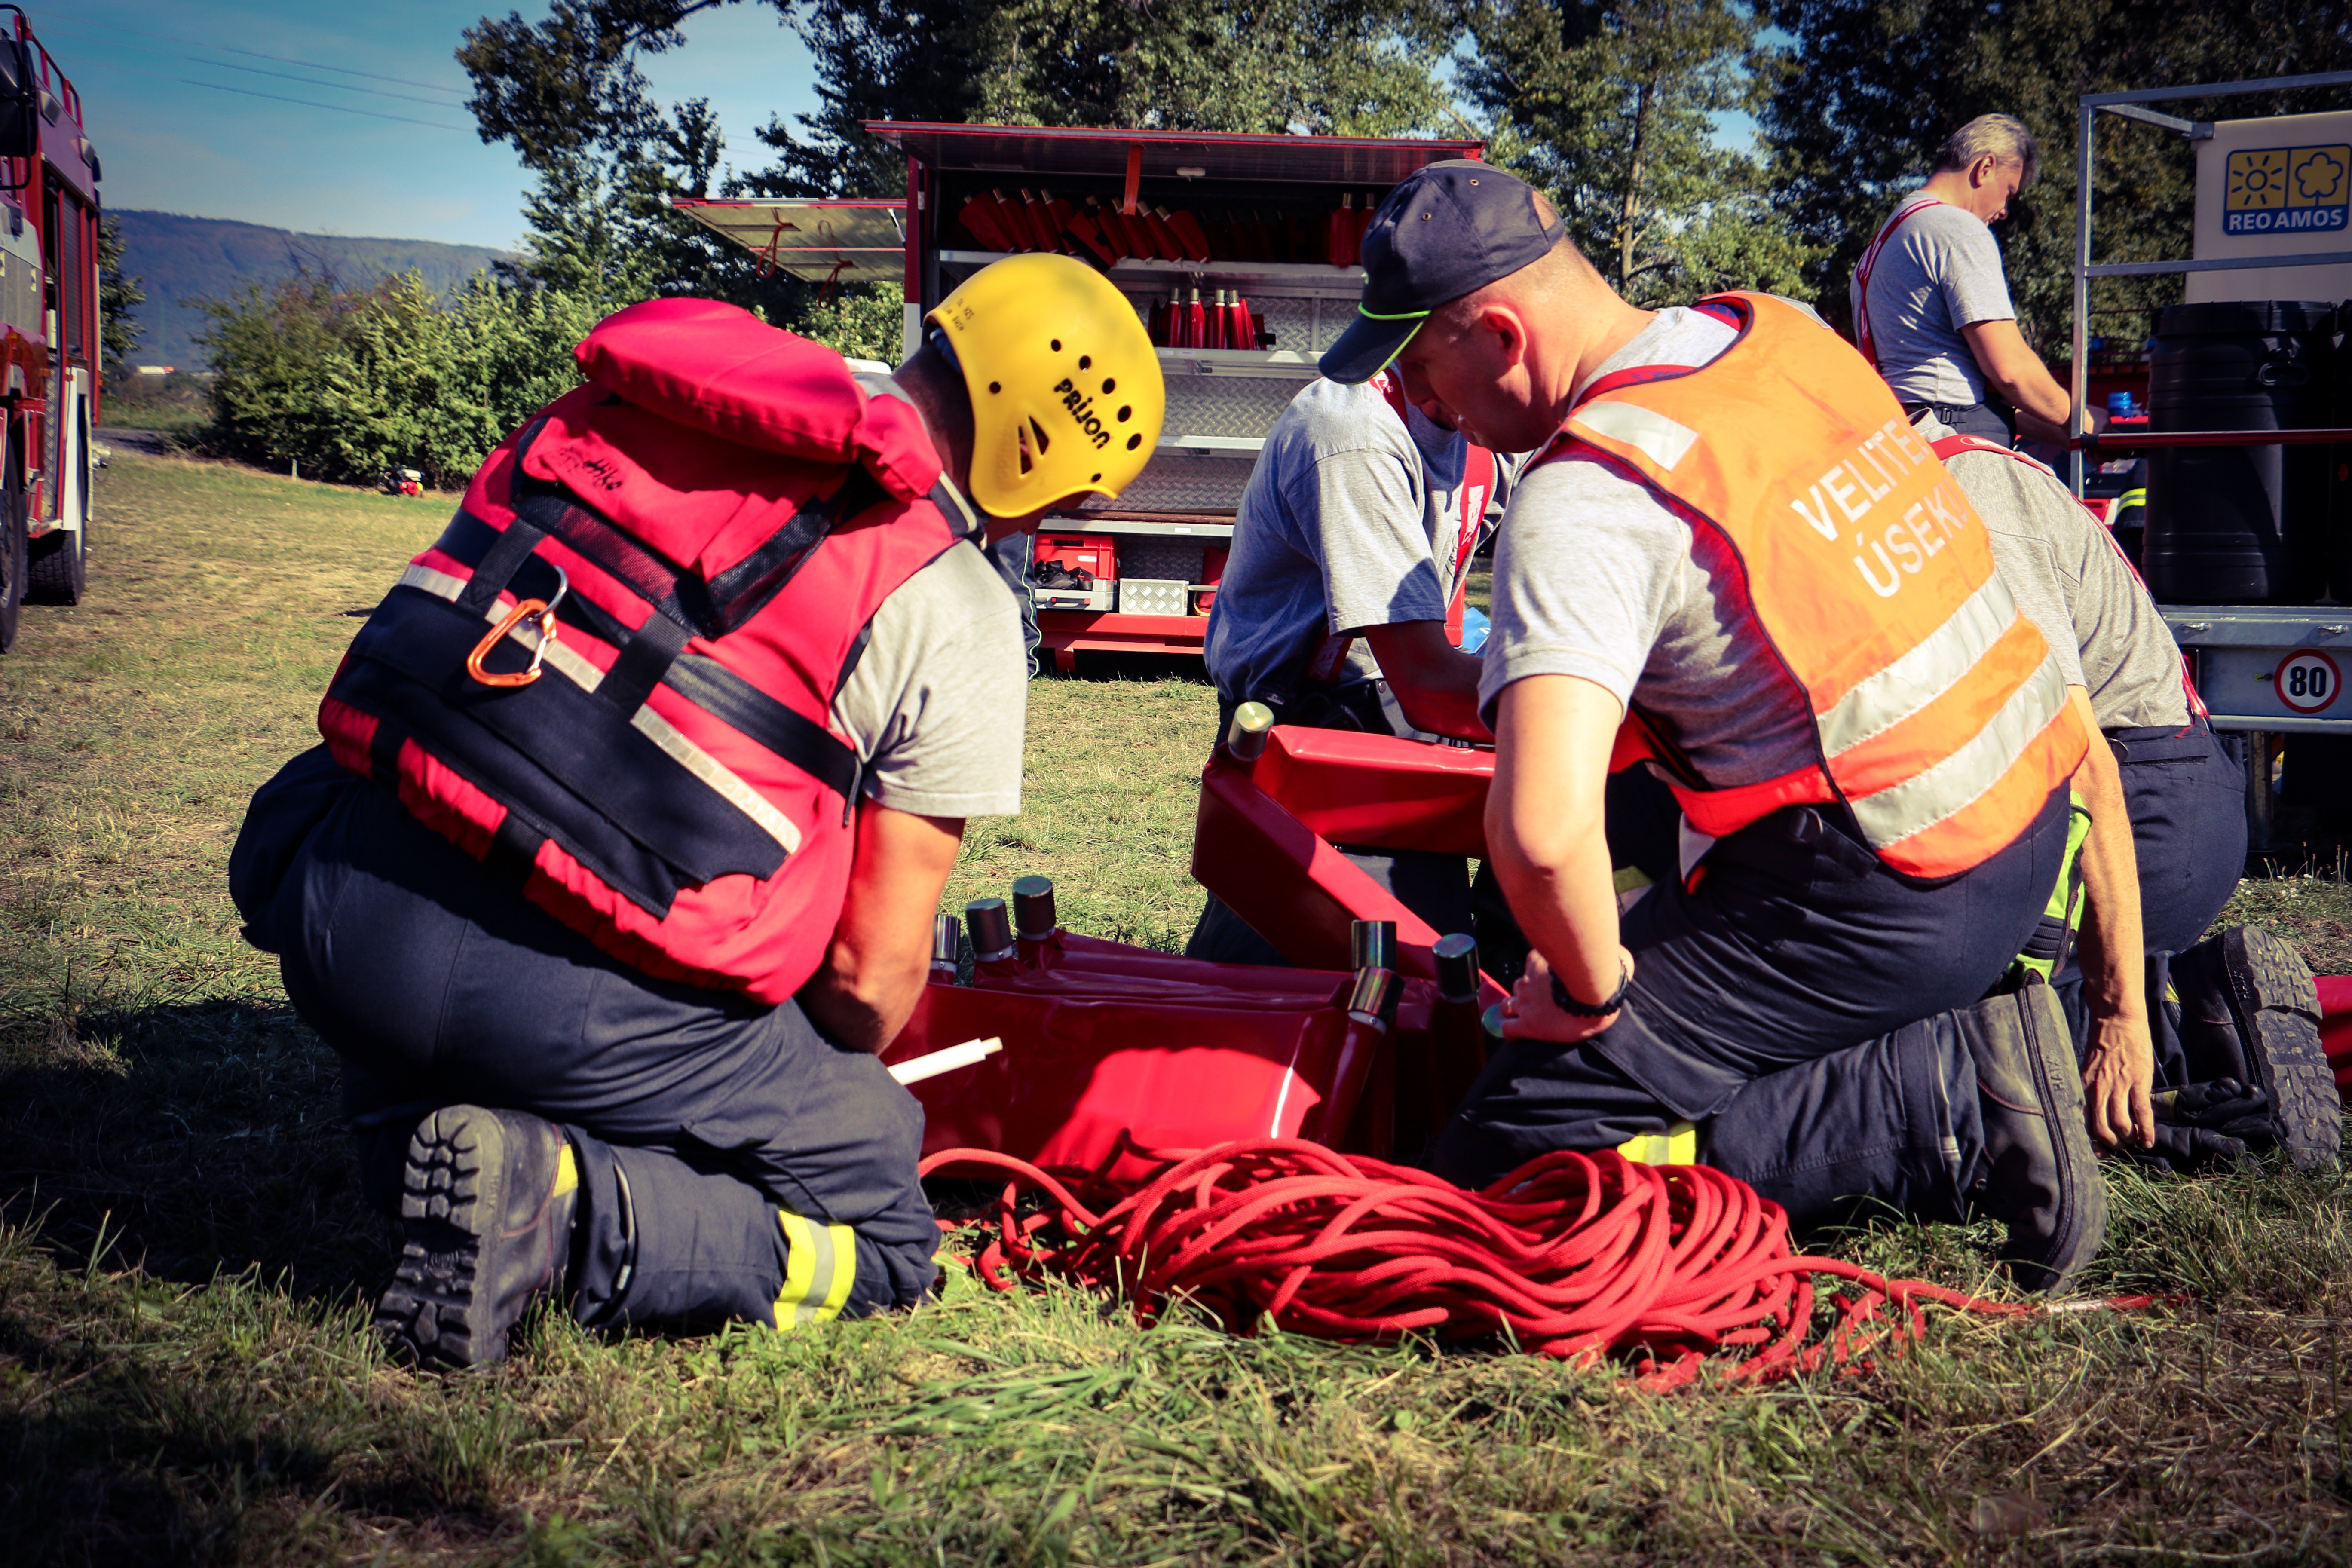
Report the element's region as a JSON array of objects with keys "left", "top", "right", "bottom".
[{"left": 46, "top": 0, "right": 824, "bottom": 249}]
